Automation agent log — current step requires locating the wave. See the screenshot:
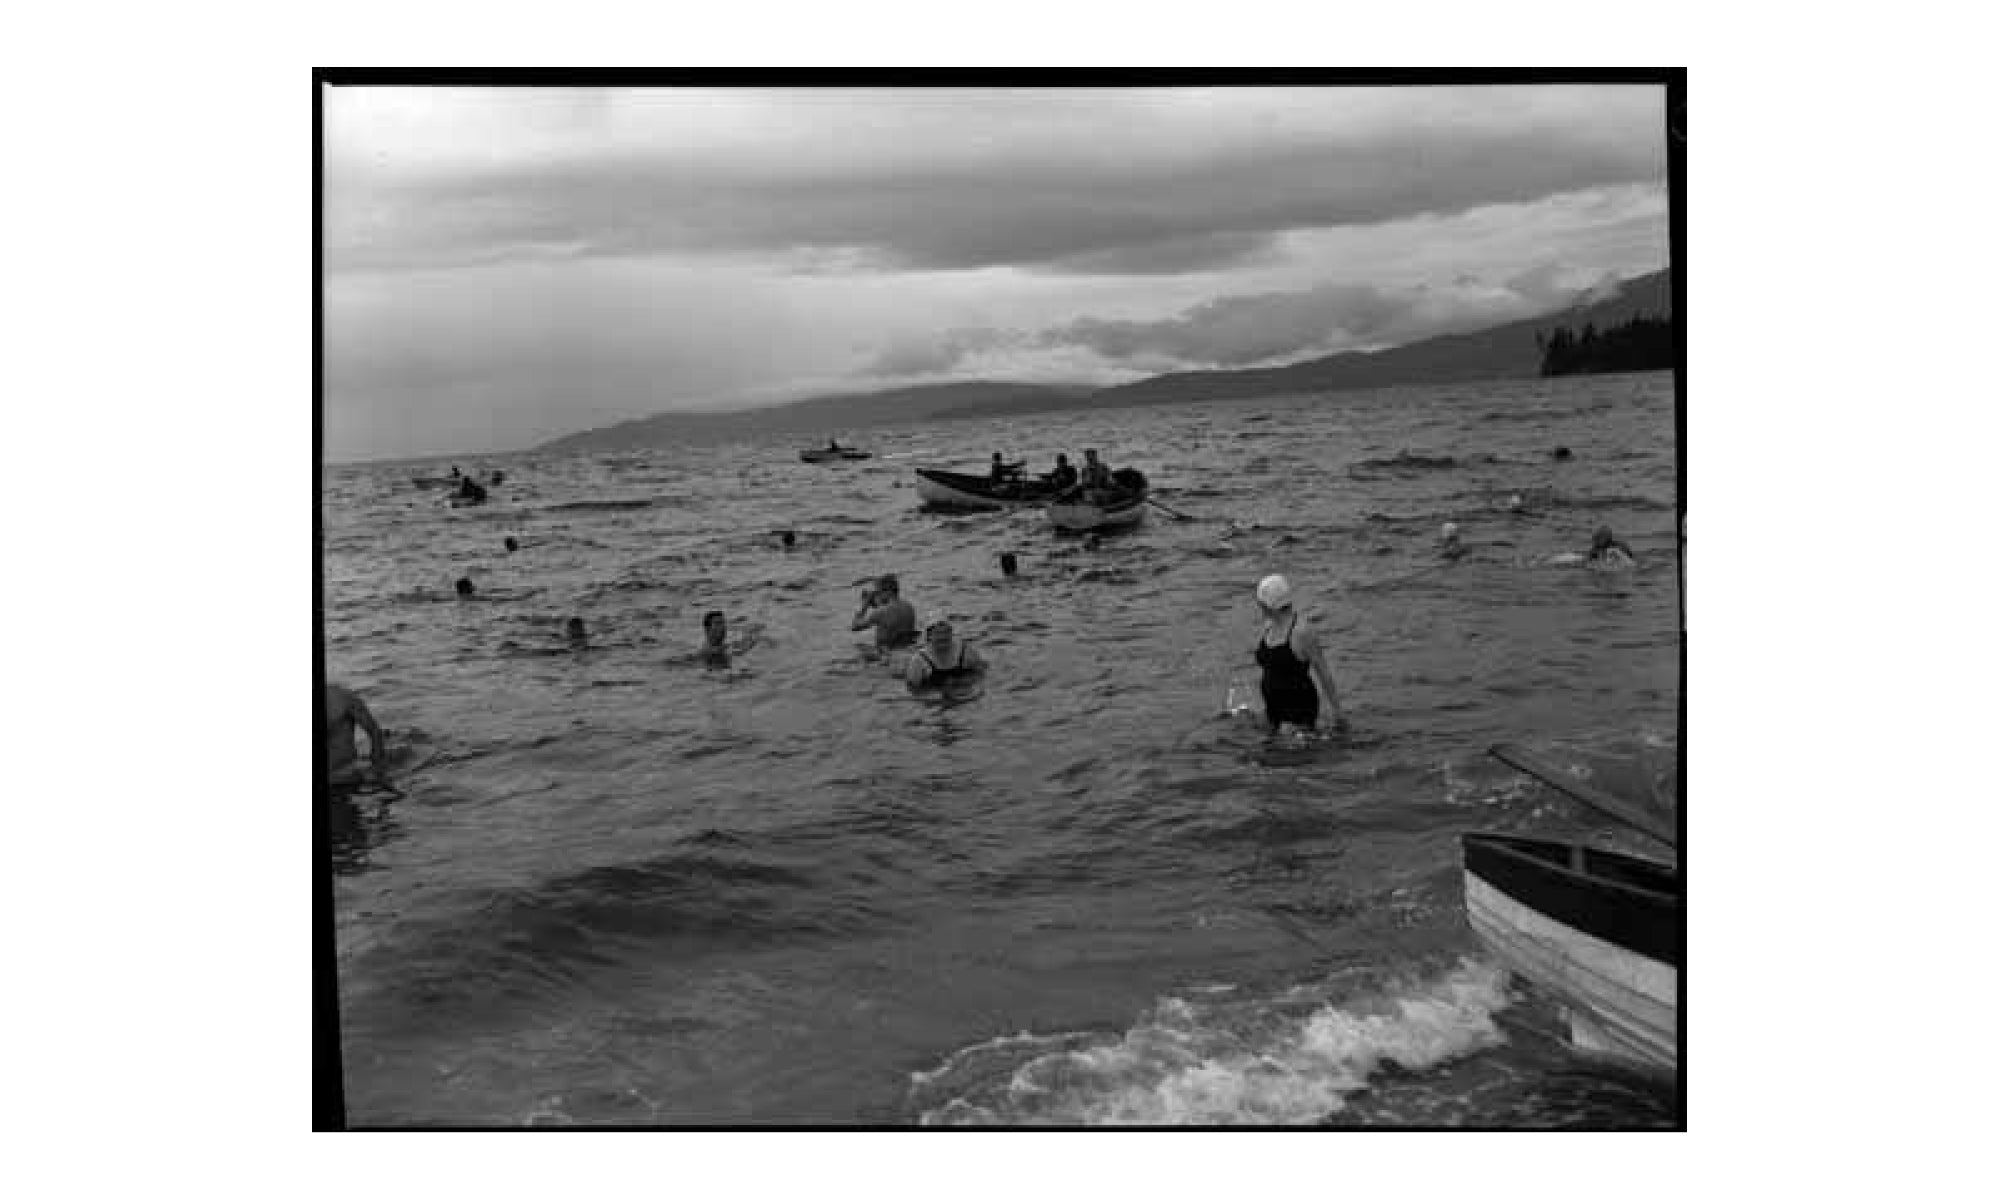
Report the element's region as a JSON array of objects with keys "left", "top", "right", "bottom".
[
  {"left": 1549, "top": 492, "right": 1674, "bottom": 513},
  {"left": 1347, "top": 451, "right": 1499, "bottom": 476},
  {"left": 910, "top": 957, "right": 1511, "bottom": 1125},
  {"left": 544, "top": 498, "right": 656, "bottom": 512}
]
